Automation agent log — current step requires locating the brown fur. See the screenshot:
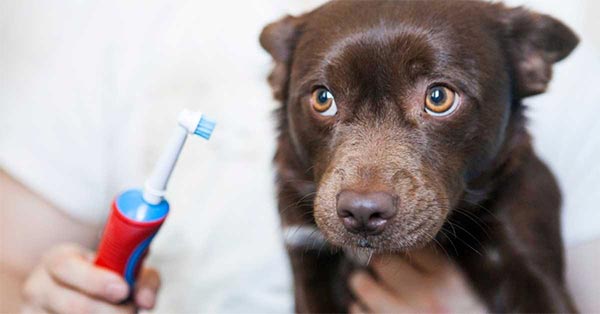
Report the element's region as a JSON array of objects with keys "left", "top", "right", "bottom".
[{"left": 260, "top": 1, "right": 579, "bottom": 312}]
